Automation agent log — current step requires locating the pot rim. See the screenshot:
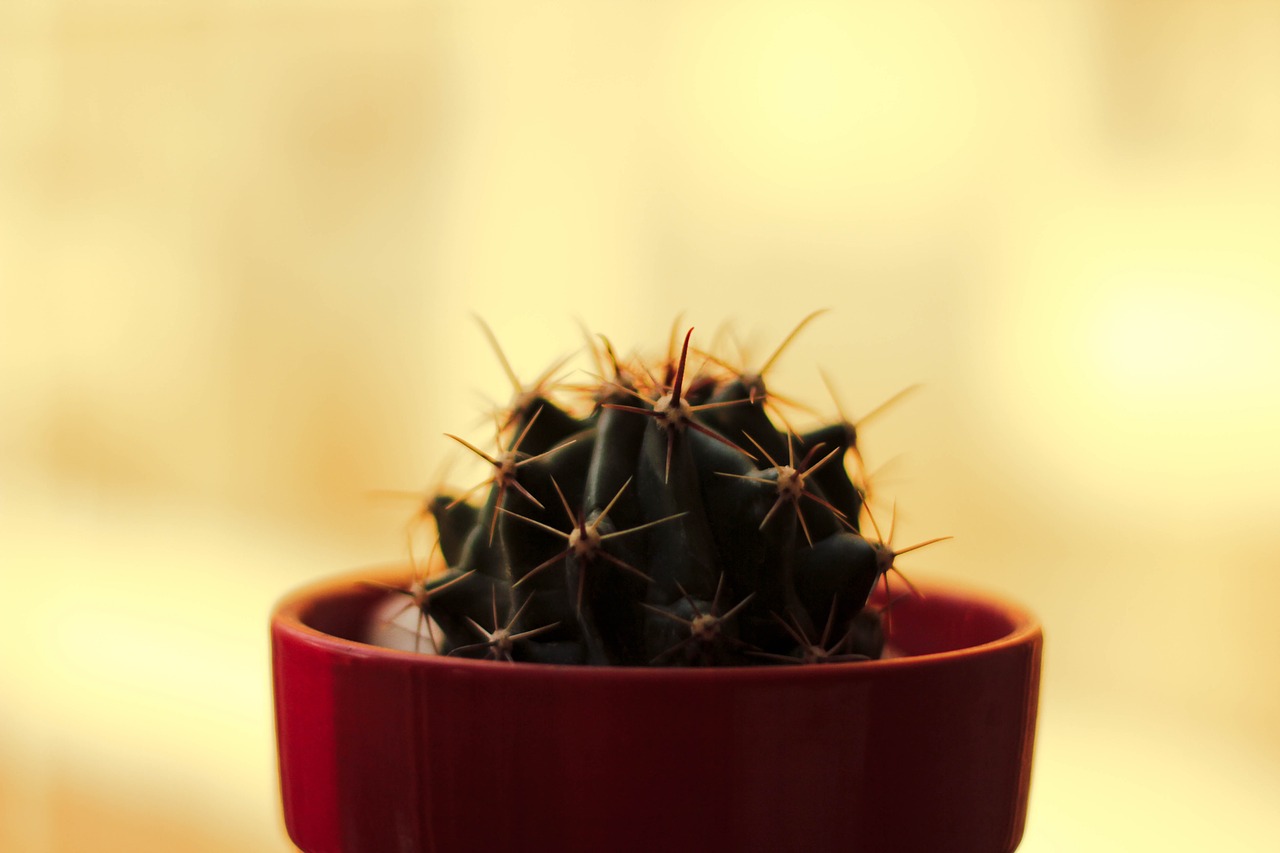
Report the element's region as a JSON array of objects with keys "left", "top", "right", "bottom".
[{"left": 272, "top": 565, "right": 1042, "bottom": 681}]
